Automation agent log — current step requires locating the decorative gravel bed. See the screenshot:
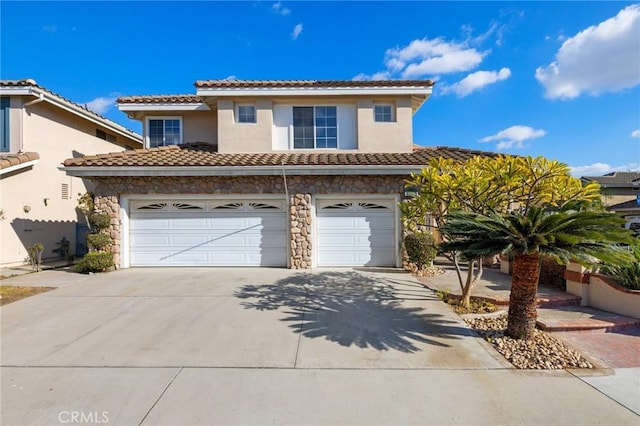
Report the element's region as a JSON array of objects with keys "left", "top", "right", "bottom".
[{"left": 465, "top": 316, "right": 594, "bottom": 369}]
